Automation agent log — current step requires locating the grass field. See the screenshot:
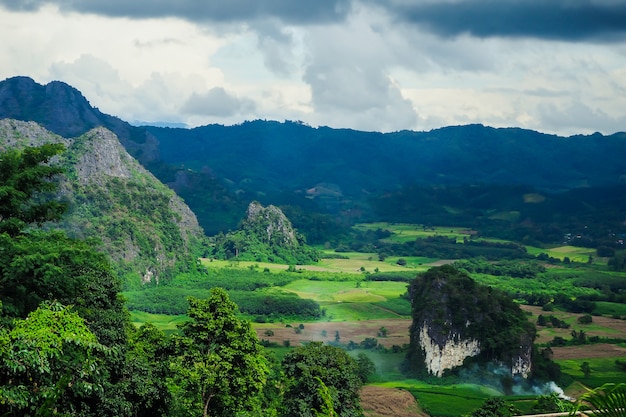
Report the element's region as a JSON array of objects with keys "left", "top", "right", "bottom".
[
  {"left": 376, "top": 380, "right": 501, "bottom": 417},
  {"left": 202, "top": 253, "right": 434, "bottom": 274},
  {"left": 352, "top": 223, "right": 474, "bottom": 244},
  {"left": 595, "top": 301, "right": 626, "bottom": 318},
  {"left": 279, "top": 279, "right": 411, "bottom": 321},
  {"left": 557, "top": 356, "right": 626, "bottom": 388},
  {"left": 129, "top": 311, "right": 188, "bottom": 333},
  {"left": 525, "top": 245, "right": 596, "bottom": 262},
  {"left": 282, "top": 279, "right": 409, "bottom": 302}
]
